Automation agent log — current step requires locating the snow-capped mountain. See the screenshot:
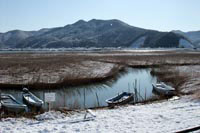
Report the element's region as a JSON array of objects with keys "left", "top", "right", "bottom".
[{"left": 0, "top": 19, "right": 195, "bottom": 48}]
